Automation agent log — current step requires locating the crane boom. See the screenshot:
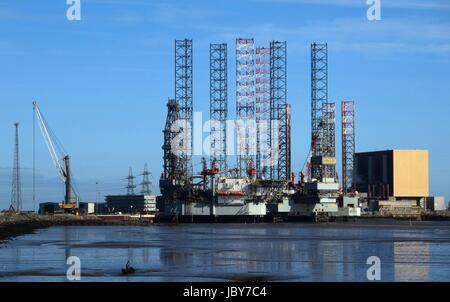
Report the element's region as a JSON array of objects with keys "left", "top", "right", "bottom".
[
  {"left": 33, "top": 102, "right": 66, "bottom": 182},
  {"left": 33, "top": 101, "right": 77, "bottom": 206}
]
